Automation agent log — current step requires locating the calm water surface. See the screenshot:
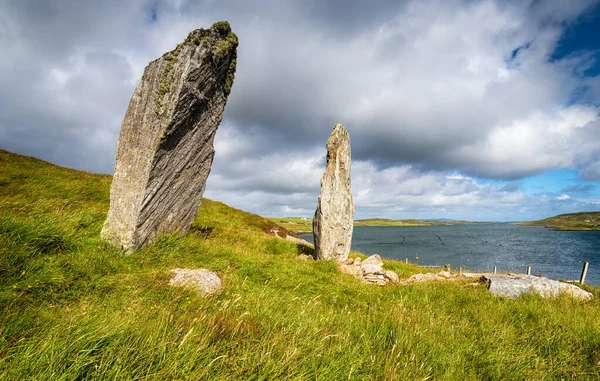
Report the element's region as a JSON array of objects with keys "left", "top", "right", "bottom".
[{"left": 302, "top": 225, "right": 600, "bottom": 285}]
